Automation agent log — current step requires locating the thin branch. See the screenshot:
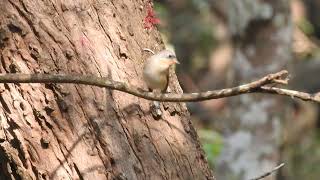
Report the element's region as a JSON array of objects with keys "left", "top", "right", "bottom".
[
  {"left": 0, "top": 70, "right": 317, "bottom": 103},
  {"left": 142, "top": 48, "right": 155, "bottom": 55},
  {"left": 249, "top": 163, "right": 285, "bottom": 180},
  {"left": 258, "top": 86, "right": 320, "bottom": 103}
]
